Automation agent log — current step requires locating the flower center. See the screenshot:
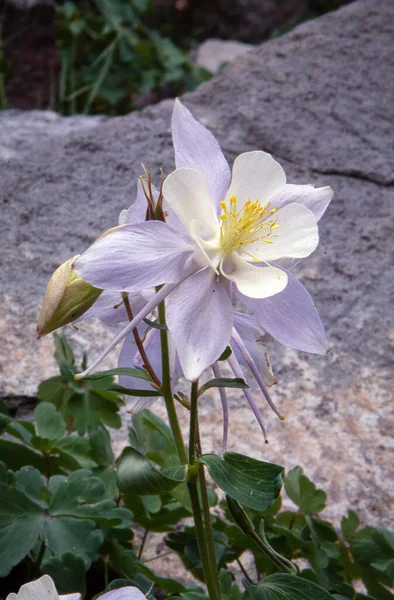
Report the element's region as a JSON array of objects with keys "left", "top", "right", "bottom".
[{"left": 219, "top": 195, "right": 279, "bottom": 260}]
